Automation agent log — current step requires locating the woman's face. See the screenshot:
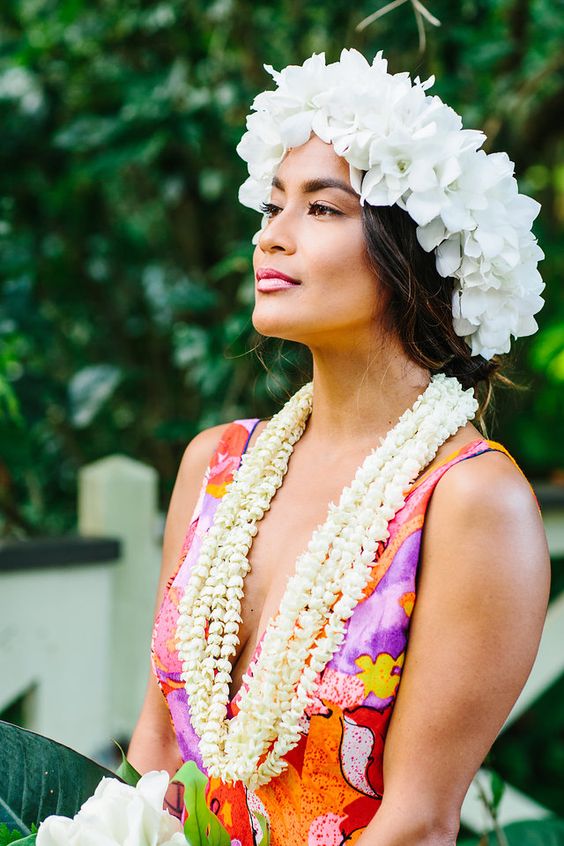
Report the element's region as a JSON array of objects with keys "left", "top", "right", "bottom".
[{"left": 252, "top": 133, "right": 389, "bottom": 352}]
